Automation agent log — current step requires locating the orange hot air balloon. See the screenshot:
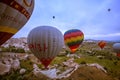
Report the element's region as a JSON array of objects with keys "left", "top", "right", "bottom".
[
  {"left": 98, "top": 41, "right": 106, "bottom": 49},
  {"left": 64, "top": 29, "right": 84, "bottom": 53},
  {"left": 0, "top": 0, "right": 34, "bottom": 46},
  {"left": 27, "top": 26, "right": 64, "bottom": 69},
  {"left": 113, "top": 43, "right": 120, "bottom": 57}
]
